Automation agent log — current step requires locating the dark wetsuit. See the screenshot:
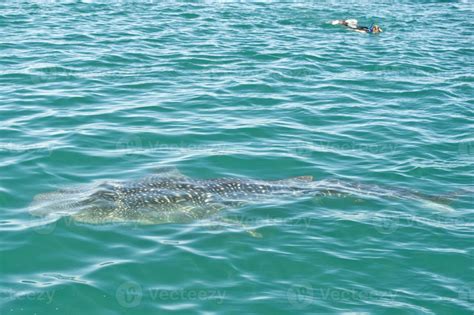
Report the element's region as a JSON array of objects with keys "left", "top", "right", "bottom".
[
  {"left": 356, "top": 26, "right": 371, "bottom": 33},
  {"left": 340, "top": 20, "right": 373, "bottom": 33}
]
